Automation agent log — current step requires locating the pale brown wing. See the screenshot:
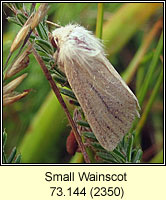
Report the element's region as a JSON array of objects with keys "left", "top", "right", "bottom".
[{"left": 64, "top": 55, "right": 140, "bottom": 151}]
